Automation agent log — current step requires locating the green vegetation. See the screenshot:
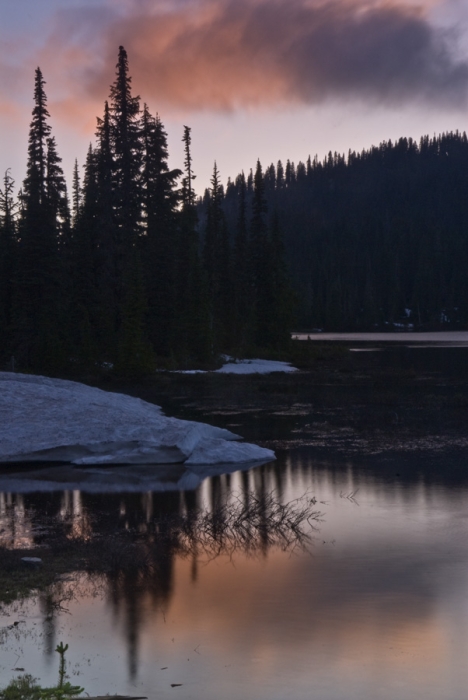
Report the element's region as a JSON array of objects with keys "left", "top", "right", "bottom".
[{"left": 0, "top": 644, "right": 84, "bottom": 700}]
